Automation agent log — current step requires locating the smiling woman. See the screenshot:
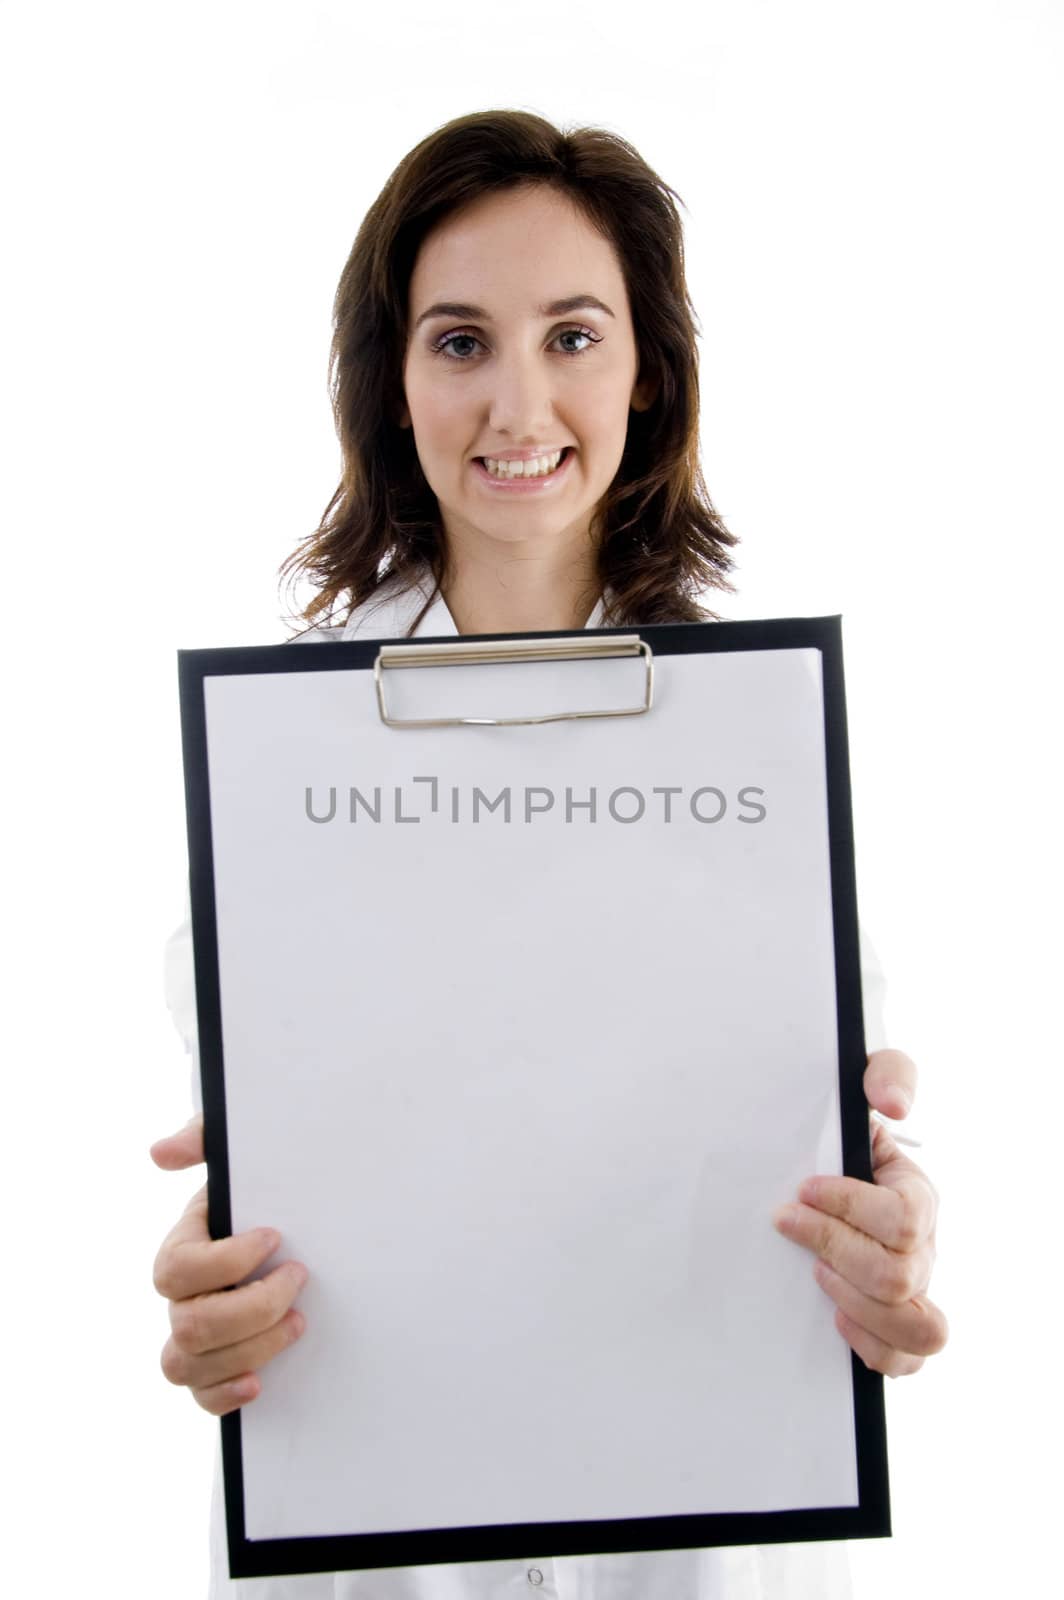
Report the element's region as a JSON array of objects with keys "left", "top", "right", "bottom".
[
  {"left": 278, "top": 109, "right": 739, "bottom": 637},
  {"left": 397, "top": 184, "right": 656, "bottom": 633},
  {"left": 154, "top": 106, "right": 946, "bottom": 1600}
]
